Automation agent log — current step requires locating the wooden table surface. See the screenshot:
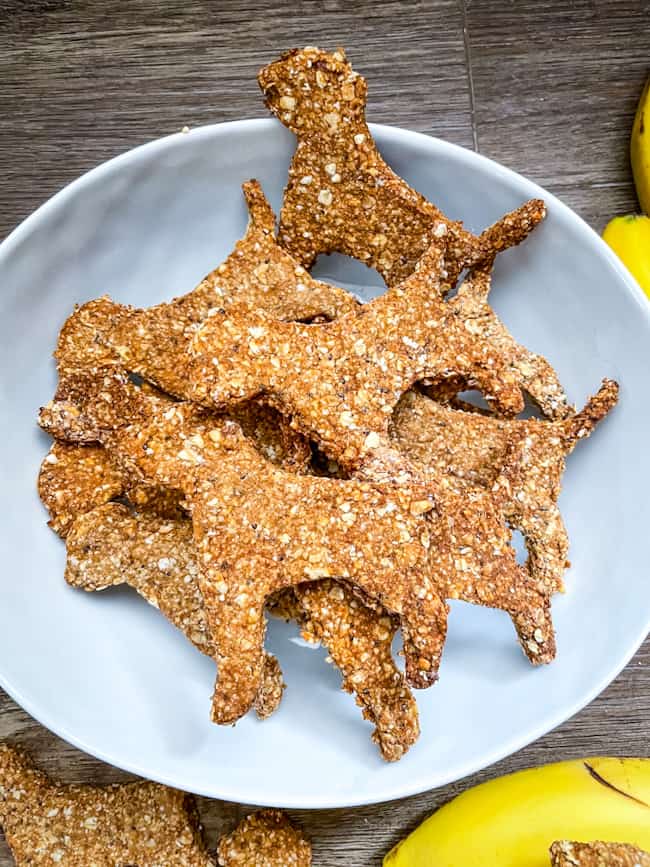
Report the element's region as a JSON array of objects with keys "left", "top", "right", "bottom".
[{"left": 1, "top": 2, "right": 649, "bottom": 864}]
